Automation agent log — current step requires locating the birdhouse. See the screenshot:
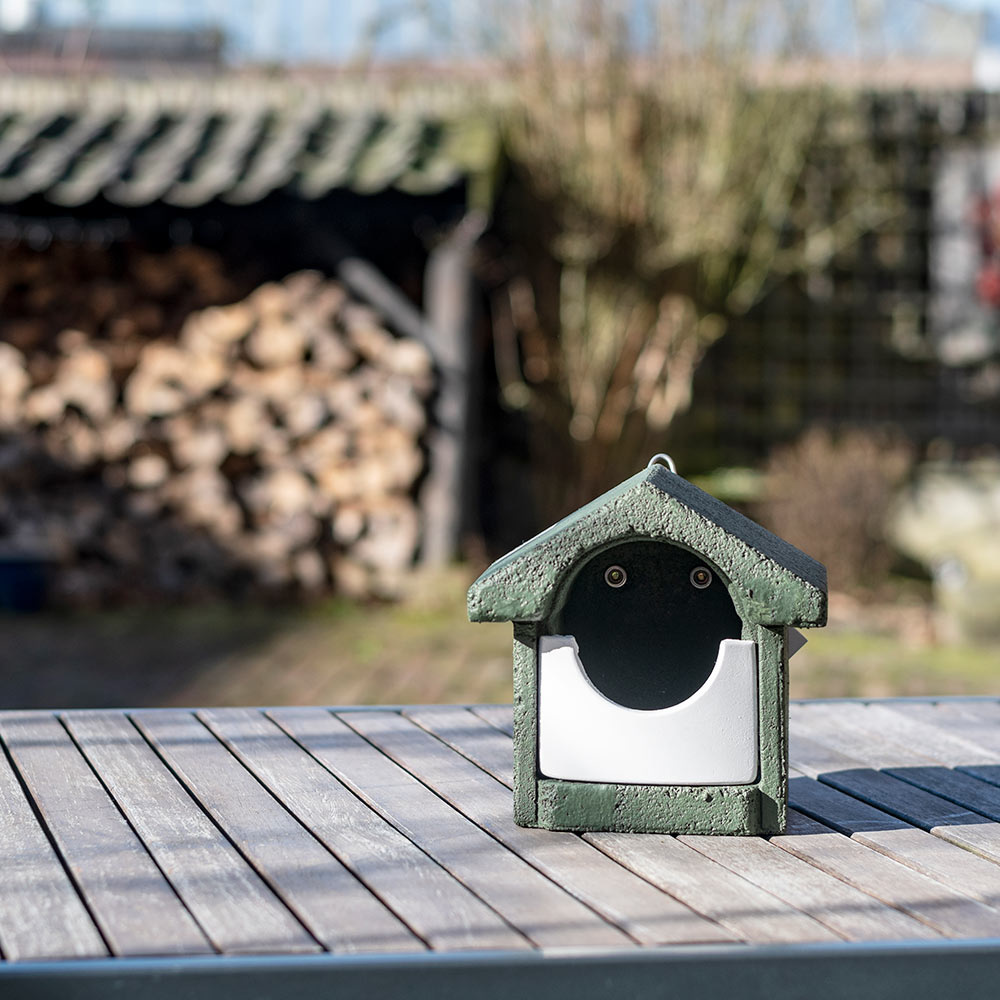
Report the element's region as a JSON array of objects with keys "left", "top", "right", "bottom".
[{"left": 467, "top": 457, "right": 826, "bottom": 835}]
